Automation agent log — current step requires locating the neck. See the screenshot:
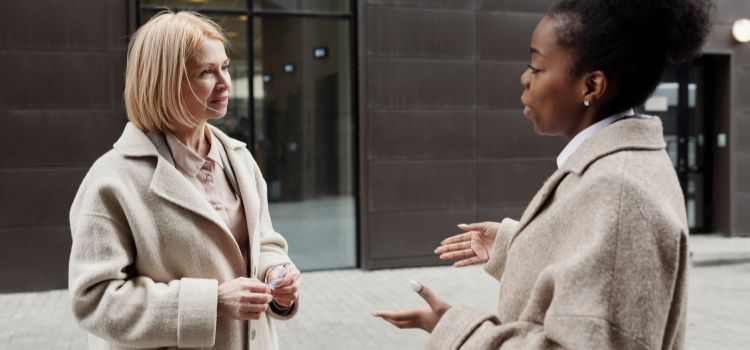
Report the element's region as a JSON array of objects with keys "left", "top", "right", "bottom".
[
  {"left": 563, "top": 109, "right": 599, "bottom": 140},
  {"left": 171, "top": 122, "right": 210, "bottom": 158}
]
